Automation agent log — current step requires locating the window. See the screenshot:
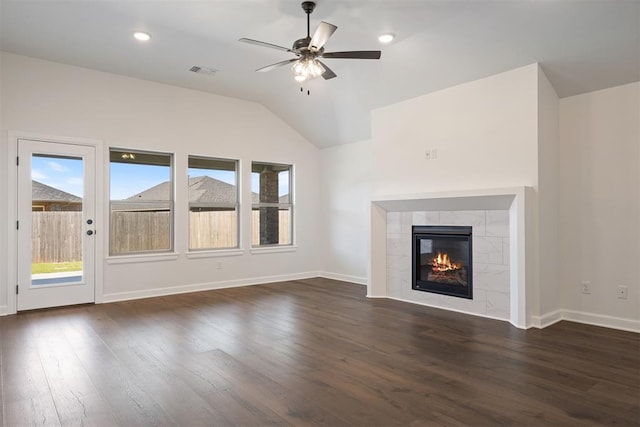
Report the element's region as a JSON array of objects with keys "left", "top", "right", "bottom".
[
  {"left": 251, "top": 162, "right": 292, "bottom": 246},
  {"left": 188, "top": 156, "right": 239, "bottom": 250},
  {"left": 109, "top": 149, "right": 173, "bottom": 255}
]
